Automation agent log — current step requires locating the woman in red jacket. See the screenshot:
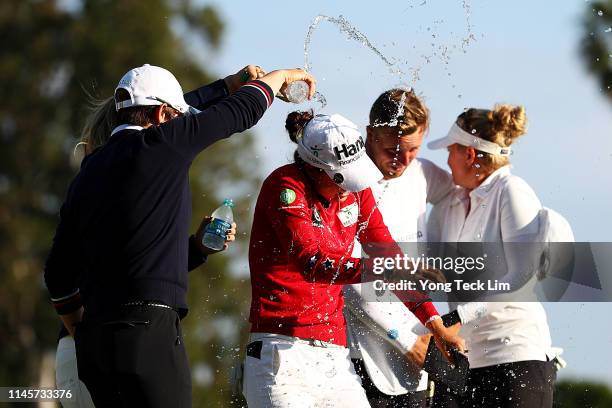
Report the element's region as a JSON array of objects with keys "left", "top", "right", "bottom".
[{"left": 243, "top": 111, "right": 464, "bottom": 407}]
